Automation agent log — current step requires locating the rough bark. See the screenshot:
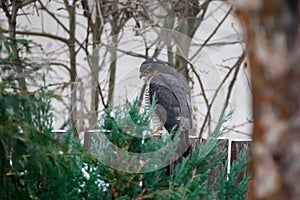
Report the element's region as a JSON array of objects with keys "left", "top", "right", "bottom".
[
  {"left": 2, "top": 0, "right": 28, "bottom": 91},
  {"left": 65, "top": 0, "right": 79, "bottom": 138},
  {"left": 107, "top": 0, "right": 131, "bottom": 106},
  {"left": 174, "top": 0, "right": 203, "bottom": 79},
  {"left": 83, "top": 0, "right": 103, "bottom": 129},
  {"left": 108, "top": 31, "right": 118, "bottom": 106},
  {"left": 236, "top": 0, "right": 300, "bottom": 199}
]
